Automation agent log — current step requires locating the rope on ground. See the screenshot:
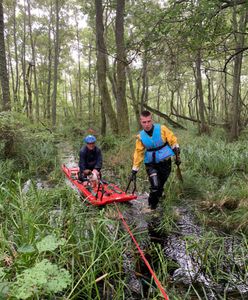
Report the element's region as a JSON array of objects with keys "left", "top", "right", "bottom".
[{"left": 114, "top": 202, "right": 169, "bottom": 300}]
